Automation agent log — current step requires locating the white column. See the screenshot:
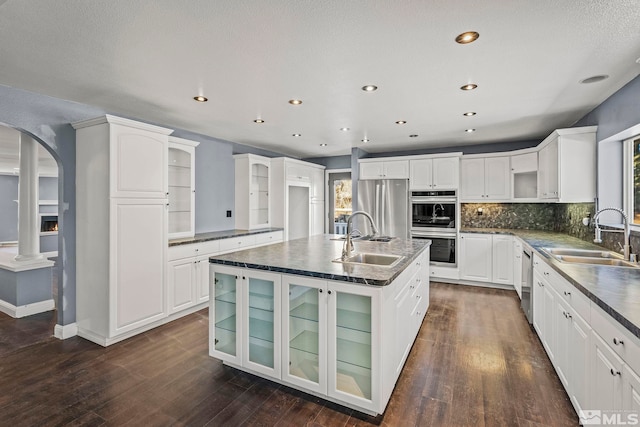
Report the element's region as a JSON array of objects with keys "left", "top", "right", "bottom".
[{"left": 15, "top": 133, "right": 43, "bottom": 262}]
